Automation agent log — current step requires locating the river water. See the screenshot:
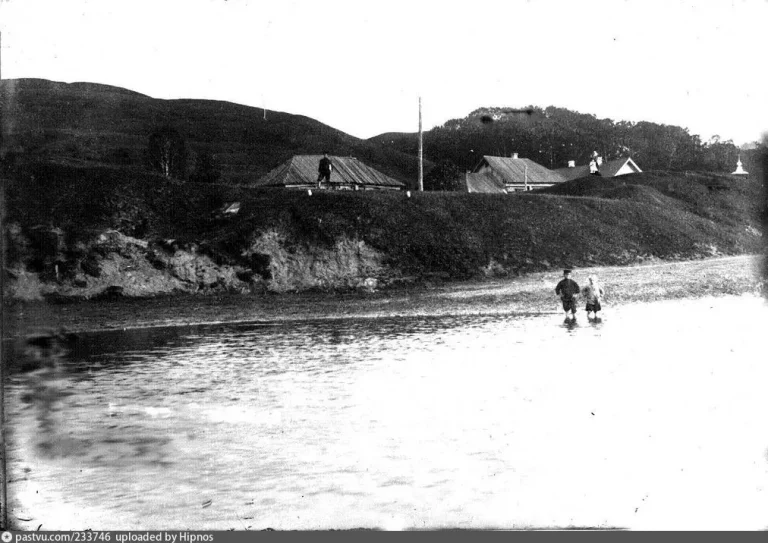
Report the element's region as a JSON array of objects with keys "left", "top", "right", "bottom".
[{"left": 5, "top": 294, "right": 768, "bottom": 530}]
